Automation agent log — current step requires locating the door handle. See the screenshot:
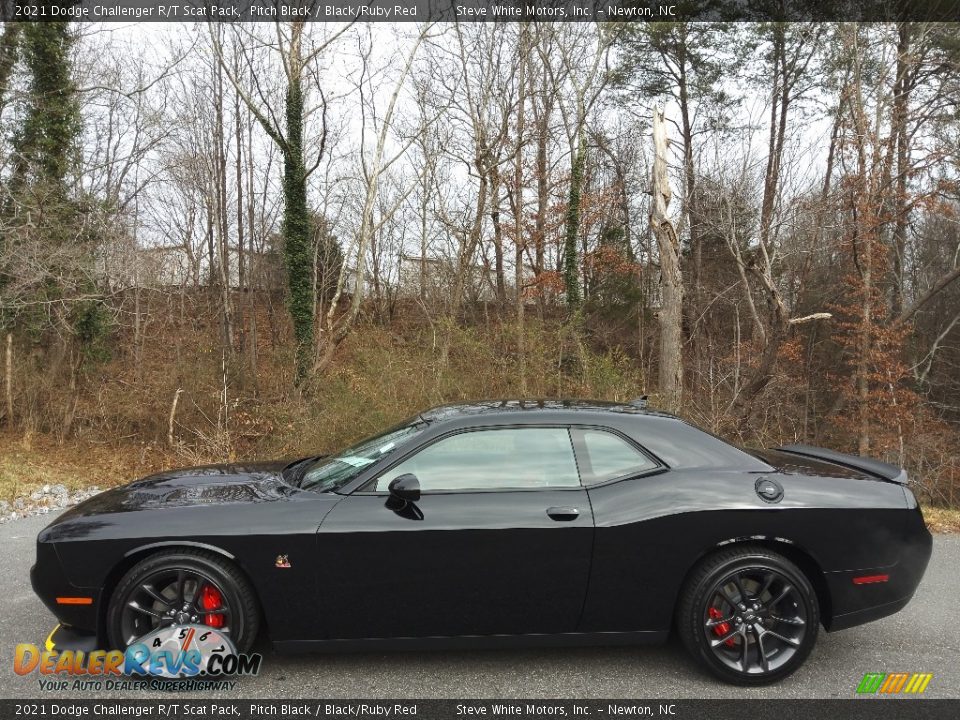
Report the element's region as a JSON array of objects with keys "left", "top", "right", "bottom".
[{"left": 546, "top": 506, "right": 580, "bottom": 521}]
